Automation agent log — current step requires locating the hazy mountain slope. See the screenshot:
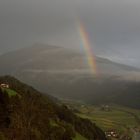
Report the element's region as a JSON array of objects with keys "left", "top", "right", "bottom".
[
  {"left": 0, "top": 76, "right": 107, "bottom": 140},
  {"left": 0, "top": 44, "right": 140, "bottom": 108},
  {"left": 0, "top": 43, "right": 139, "bottom": 76}
]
